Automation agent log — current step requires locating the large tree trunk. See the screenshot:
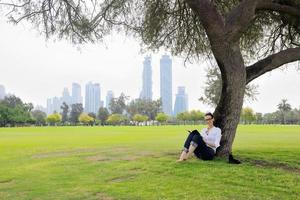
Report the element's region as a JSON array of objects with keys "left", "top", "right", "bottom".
[
  {"left": 212, "top": 44, "right": 247, "bottom": 157},
  {"left": 185, "top": 0, "right": 300, "bottom": 157}
]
